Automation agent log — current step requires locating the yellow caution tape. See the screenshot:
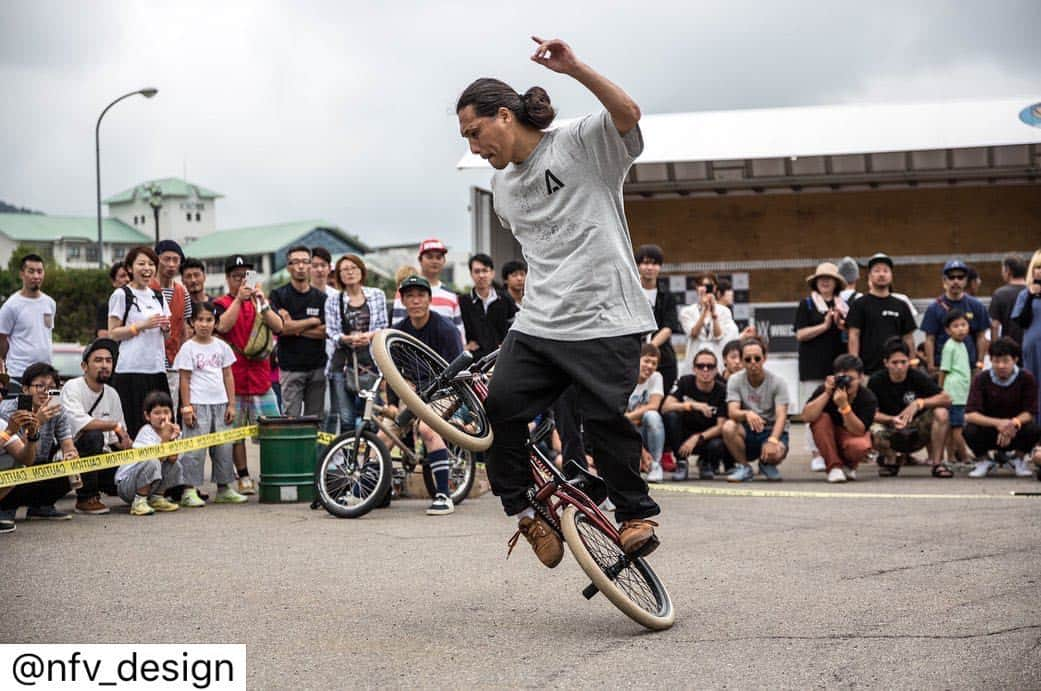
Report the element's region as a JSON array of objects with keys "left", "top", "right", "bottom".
[
  {"left": 0, "top": 425, "right": 259, "bottom": 490},
  {"left": 651, "top": 483, "right": 1019, "bottom": 500}
]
